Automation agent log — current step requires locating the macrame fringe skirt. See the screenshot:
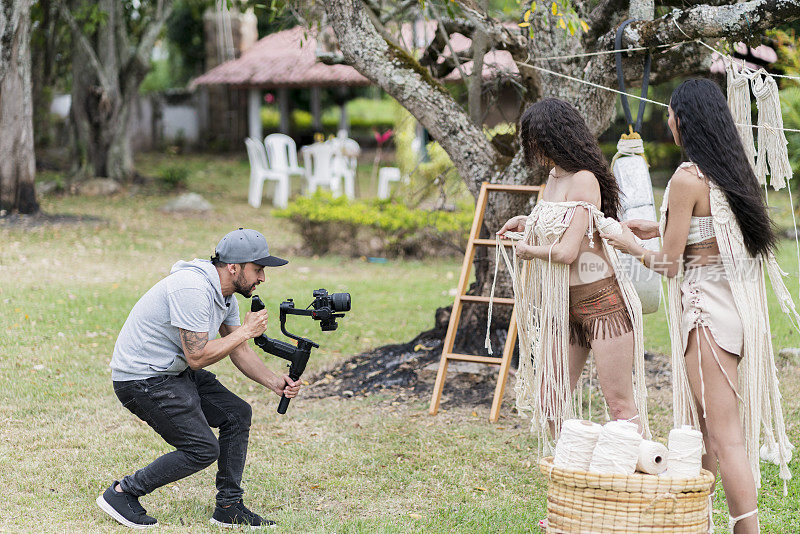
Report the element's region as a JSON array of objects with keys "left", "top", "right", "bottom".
[{"left": 568, "top": 276, "right": 634, "bottom": 348}]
